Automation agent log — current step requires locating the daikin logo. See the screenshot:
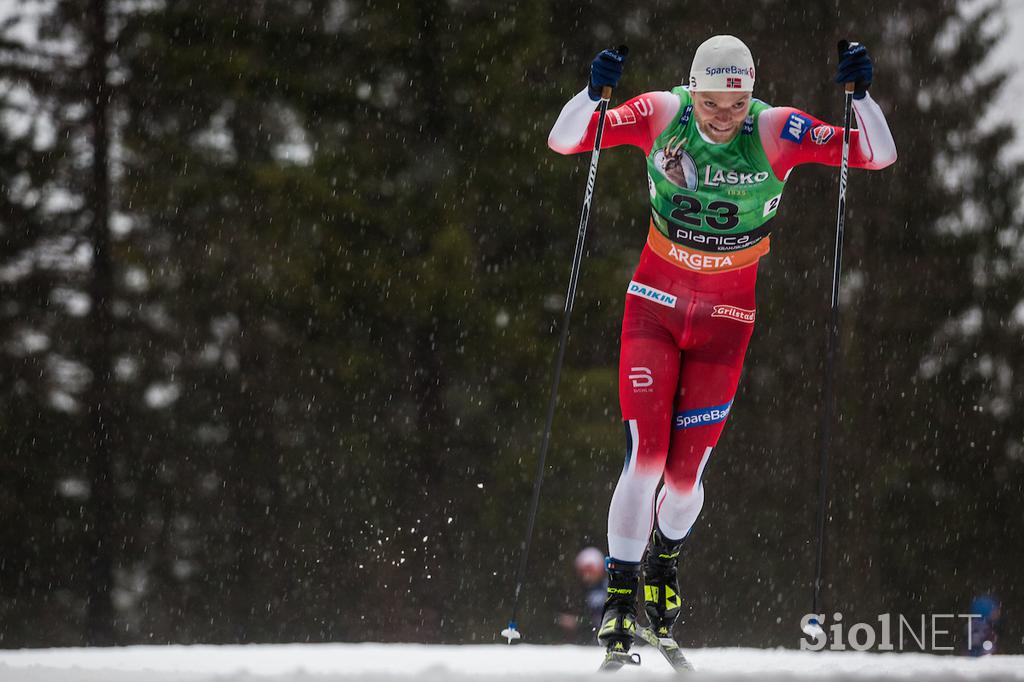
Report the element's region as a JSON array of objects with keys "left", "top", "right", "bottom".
[{"left": 627, "top": 280, "right": 677, "bottom": 308}]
